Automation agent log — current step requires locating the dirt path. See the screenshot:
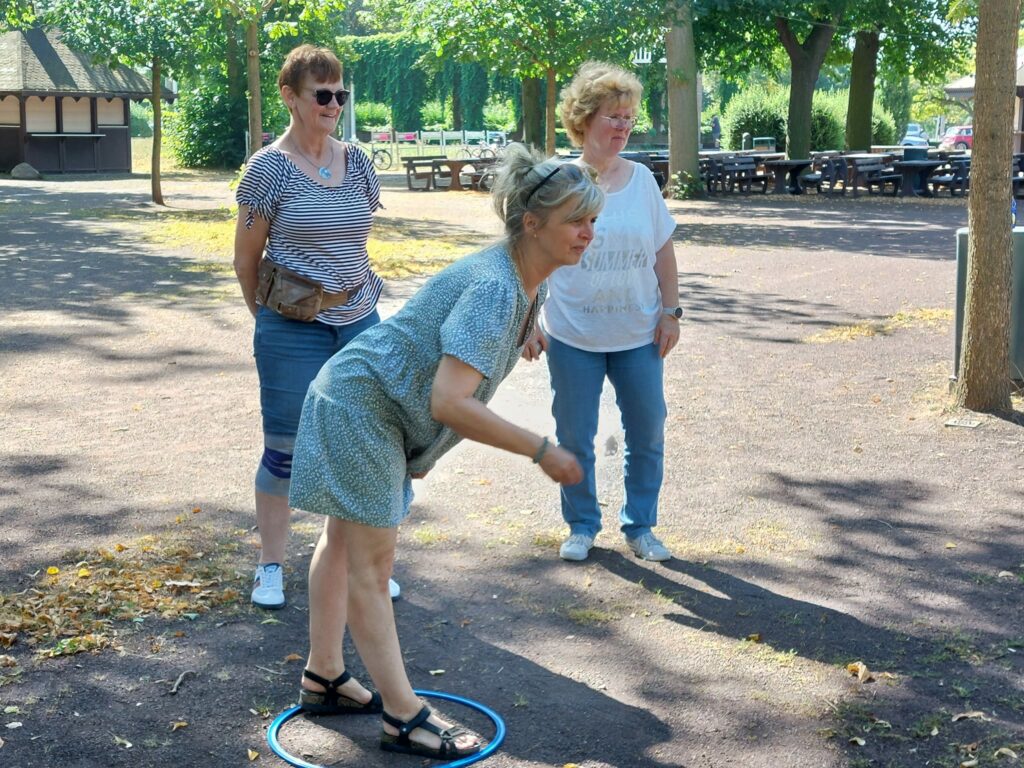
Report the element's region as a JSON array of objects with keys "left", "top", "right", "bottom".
[{"left": 1, "top": 173, "right": 1022, "bottom": 768}]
